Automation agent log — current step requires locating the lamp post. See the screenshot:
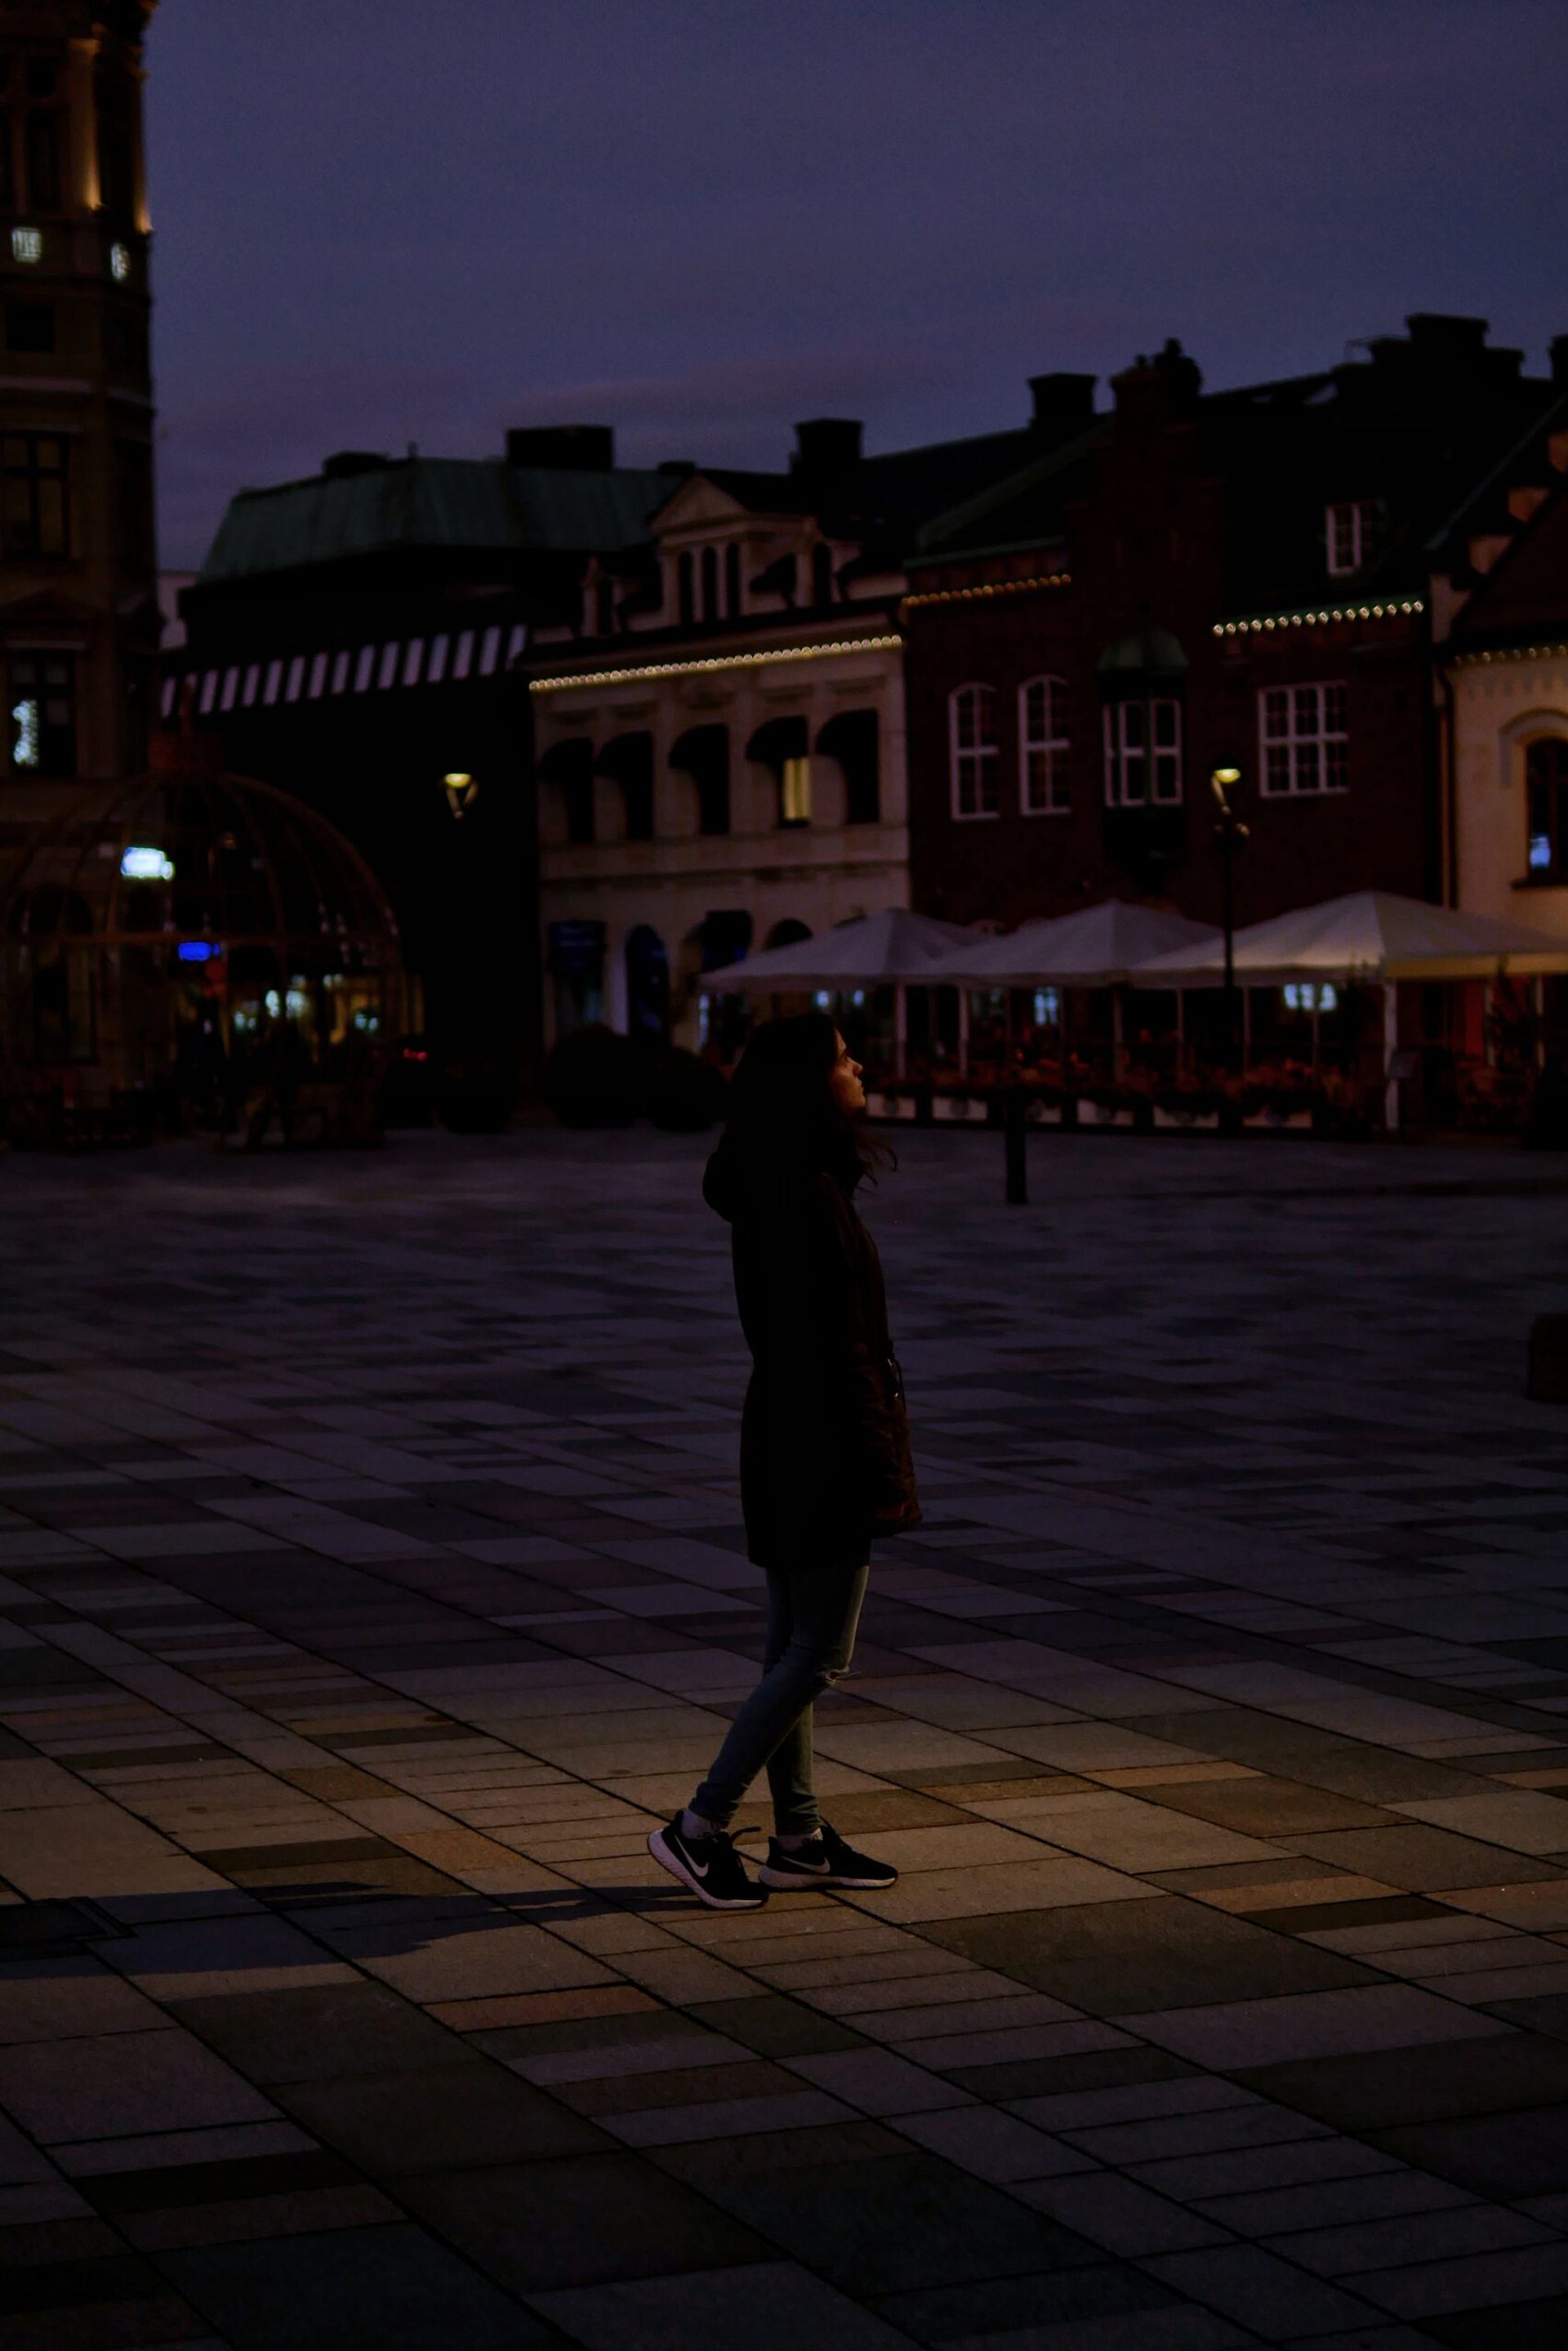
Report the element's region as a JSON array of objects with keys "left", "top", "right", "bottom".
[
  {"left": 1210, "top": 765, "right": 1249, "bottom": 1069},
  {"left": 442, "top": 771, "right": 478, "bottom": 821}
]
